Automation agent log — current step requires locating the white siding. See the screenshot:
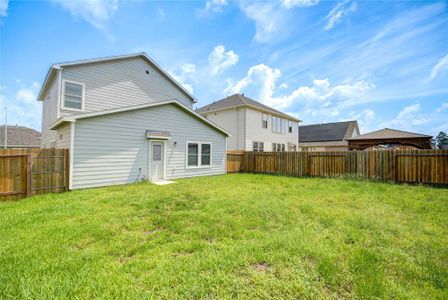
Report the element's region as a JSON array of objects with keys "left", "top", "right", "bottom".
[
  {"left": 55, "top": 123, "right": 71, "bottom": 149},
  {"left": 72, "top": 104, "right": 226, "bottom": 189},
  {"left": 202, "top": 108, "right": 245, "bottom": 151},
  {"left": 40, "top": 75, "right": 59, "bottom": 147},
  {"left": 245, "top": 108, "right": 298, "bottom": 151},
  {"left": 60, "top": 57, "right": 193, "bottom": 119}
]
